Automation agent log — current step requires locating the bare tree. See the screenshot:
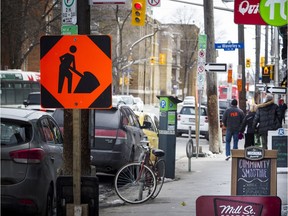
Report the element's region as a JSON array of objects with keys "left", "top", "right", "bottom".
[
  {"left": 90, "top": 4, "right": 136, "bottom": 94},
  {"left": 171, "top": 9, "right": 200, "bottom": 98},
  {"left": 203, "top": 0, "right": 221, "bottom": 153},
  {"left": 1, "top": 0, "right": 61, "bottom": 69}
]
